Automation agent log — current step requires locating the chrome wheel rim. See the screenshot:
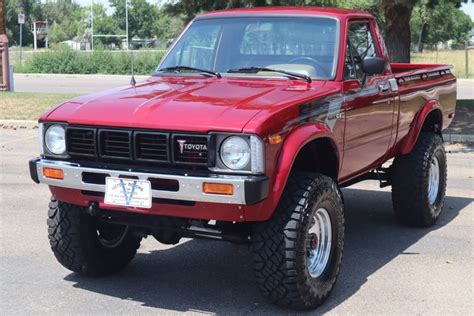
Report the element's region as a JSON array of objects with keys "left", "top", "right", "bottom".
[
  {"left": 307, "top": 208, "right": 332, "bottom": 278},
  {"left": 427, "top": 156, "right": 440, "bottom": 205}
]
